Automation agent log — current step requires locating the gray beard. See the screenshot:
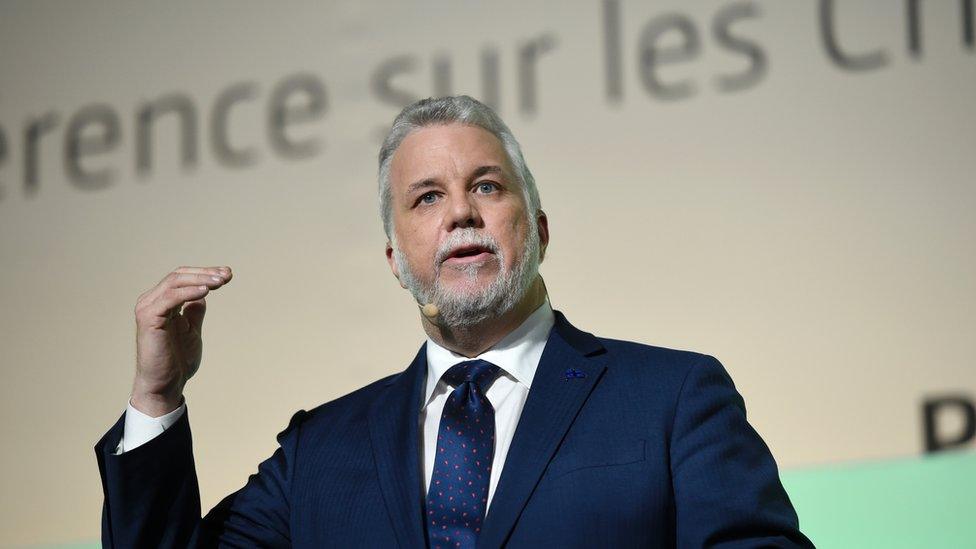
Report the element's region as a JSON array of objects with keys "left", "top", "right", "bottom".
[{"left": 392, "top": 225, "right": 540, "bottom": 328}]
